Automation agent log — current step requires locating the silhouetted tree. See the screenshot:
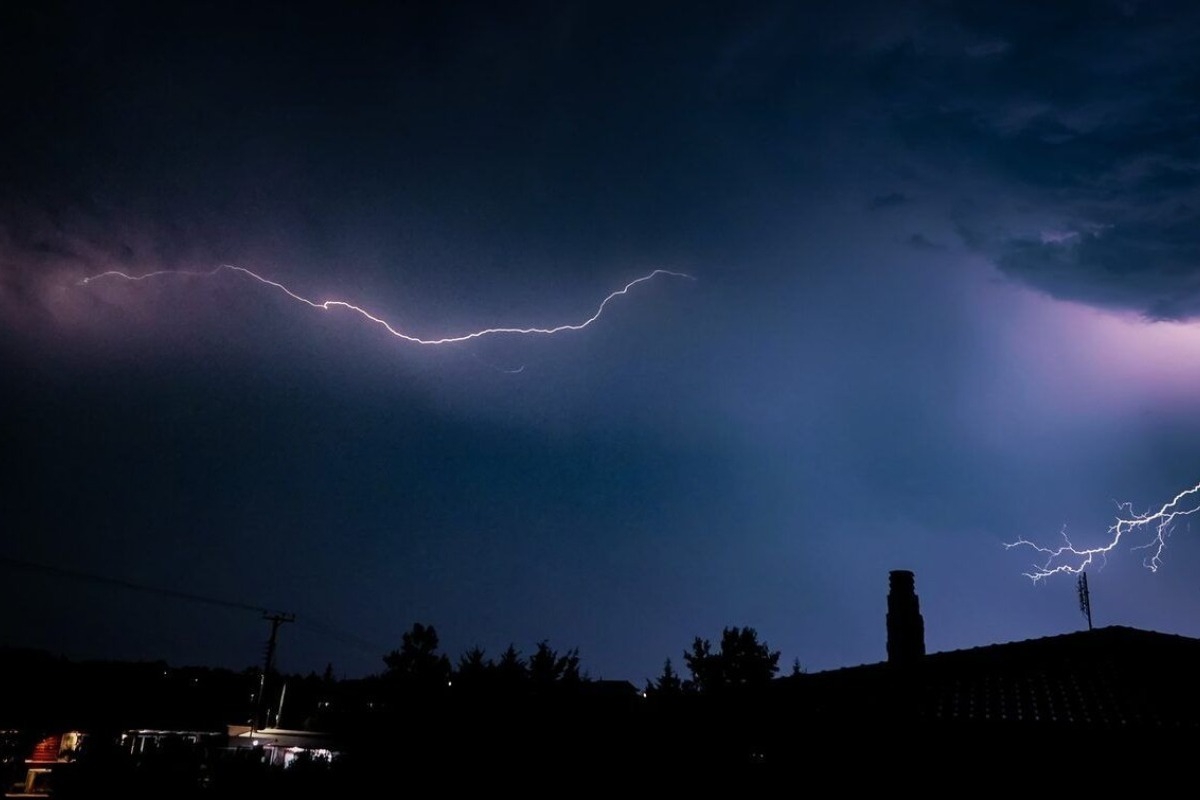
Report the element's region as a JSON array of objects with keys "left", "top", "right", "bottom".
[
  {"left": 494, "top": 644, "right": 528, "bottom": 690},
  {"left": 453, "top": 646, "right": 493, "bottom": 692},
  {"left": 683, "top": 627, "right": 780, "bottom": 692},
  {"left": 683, "top": 636, "right": 717, "bottom": 693},
  {"left": 528, "top": 640, "right": 582, "bottom": 688},
  {"left": 720, "top": 627, "right": 780, "bottom": 686},
  {"left": 560, "top": 649, "right": 582, "bottom": 683},
  {"left": 791, "top": 657, "right": 805, "bottom": 676},
  {"left": 383, "top": 623, "right": 451, "bottom": 690},
  {"left": 456, "top": 646, "right": 490, "bottom": 674},
  {"left": 646, "top": 658, "right": 683, "bottom": 697}
]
